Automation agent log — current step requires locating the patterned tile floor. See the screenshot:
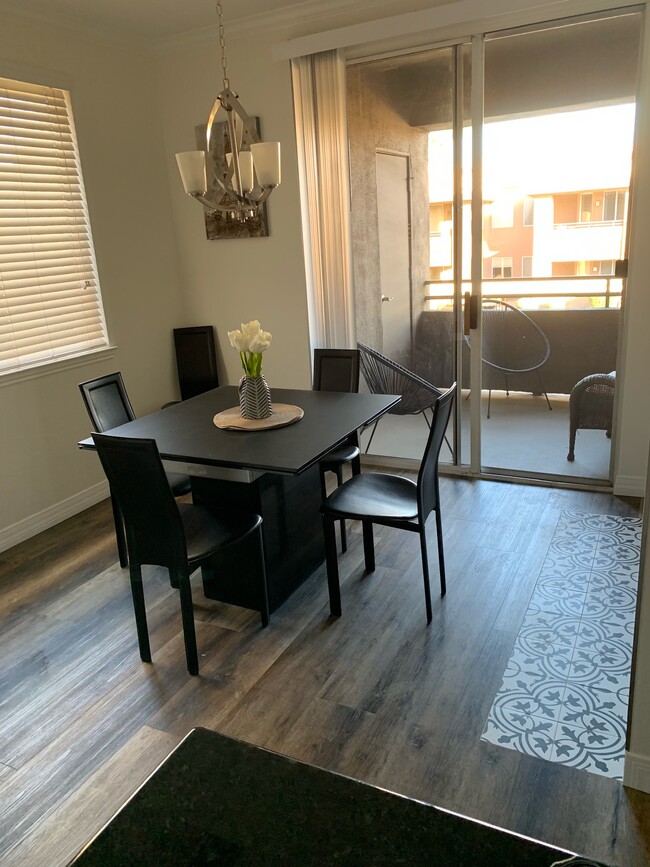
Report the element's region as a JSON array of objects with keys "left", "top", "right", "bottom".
[{"left": 481, "top": 510, "right": 642, "bottom": 779}]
